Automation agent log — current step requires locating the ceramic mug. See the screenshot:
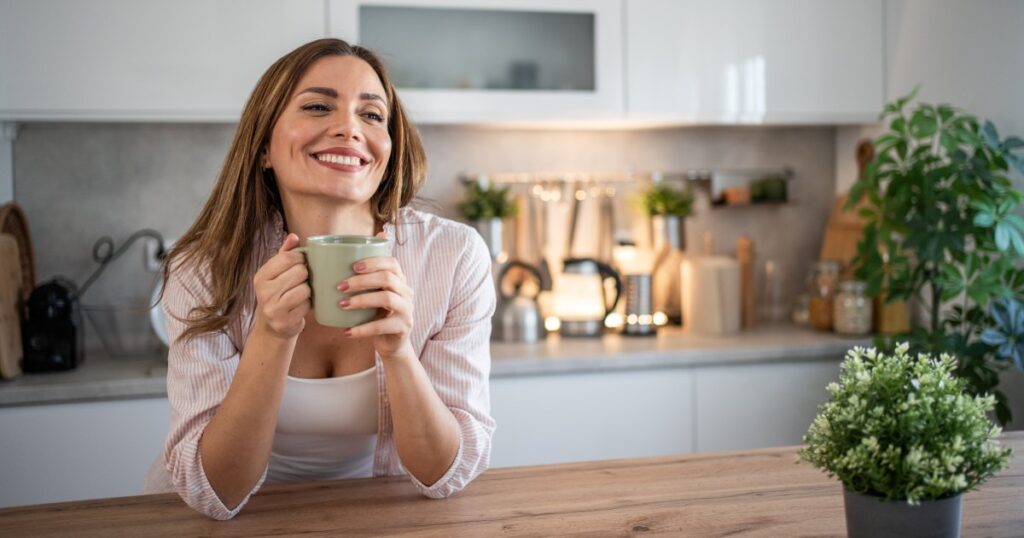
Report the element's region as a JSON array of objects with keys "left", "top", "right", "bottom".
[{"left": 294, "top": 235, "right": 390, "bottom": 328}]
